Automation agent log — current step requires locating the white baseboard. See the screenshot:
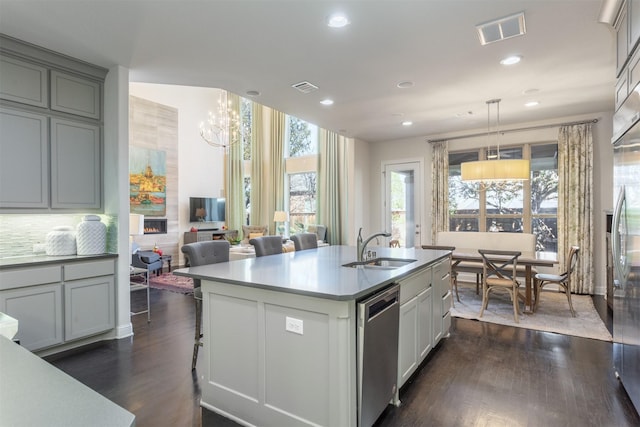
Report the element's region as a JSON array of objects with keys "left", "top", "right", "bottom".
[{"left": 115, "top": 322, "right": 134, "bottom": 339}]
